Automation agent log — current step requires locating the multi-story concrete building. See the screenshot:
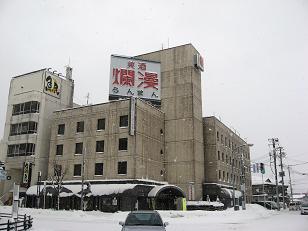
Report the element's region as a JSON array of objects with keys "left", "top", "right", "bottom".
[
  {"left": 203, "top": 116, "right": 252, "bottom": 206},
  {"left": 136, "top": 44, "right": 205, "bottom": 201},
  {"left": 1, "top": 44, "right": 252, "bottom": 211},
  {"left": 0, "top": 67, "right": 74, "bottom": 197},
  {"left": 48, "top": 98, "right": 165, "bottom": 182}
]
